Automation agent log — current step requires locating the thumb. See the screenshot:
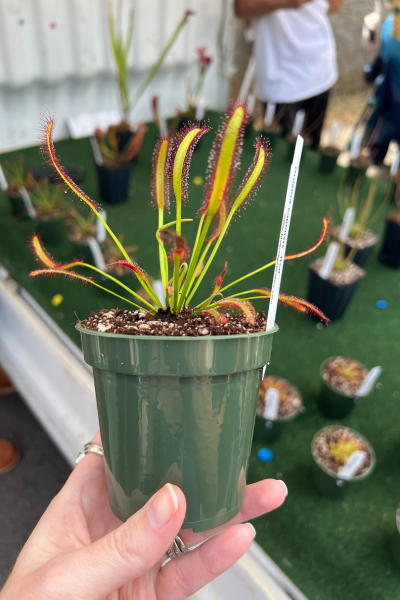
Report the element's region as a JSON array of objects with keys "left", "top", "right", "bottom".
[{"left": 60, "top": 484, "right": 186, "bottom": 598}]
